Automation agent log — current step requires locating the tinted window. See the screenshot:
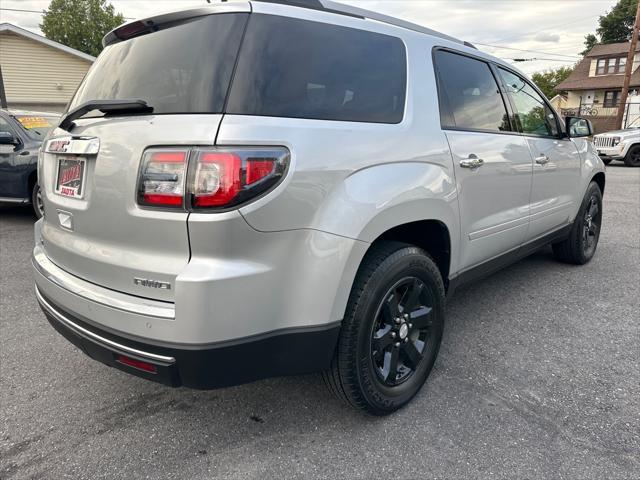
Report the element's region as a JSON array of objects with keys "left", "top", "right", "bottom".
[
  {"left": 498, "top": 68, "right": 559, "bottom": 137},
  {"left": 227, "top": 15, "right": 407, "bottom": 123},
  {"left": 435, "top": 51, "right": 510, "bottom": 133},
  {"left": 69, "top": 14, "right": 248, "bottom": 114}
]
